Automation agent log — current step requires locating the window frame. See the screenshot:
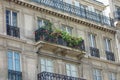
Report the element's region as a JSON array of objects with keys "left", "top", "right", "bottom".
[
  {"left": 6, "top": 9, "right": 18, "bottom": 27},
  {"left": 61, "top": 25, "right": 73, "bottom": 35},
  {"left": 109, "top": 72, "right": 116, "bottom": 80},
  {"left": 8, "top": 50, "right": 21, "bottom": 71},
  {"left": 93, "top": 69, "right": 102, "bottom": 80},
  {"left": 89, "top": 33, "right": 96, "bottom": 48},
  {"left": 104, "top": 38, "right": 111, "bottom": 52},
  {"left": 37, "top": 18, "right": 45, "bottom": 28},
  {"left": 66, "top": 63, "right": 78, "bottom": 77},
  {"left": 40, "top": 58, "right": 54, "bottom": 73}
]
